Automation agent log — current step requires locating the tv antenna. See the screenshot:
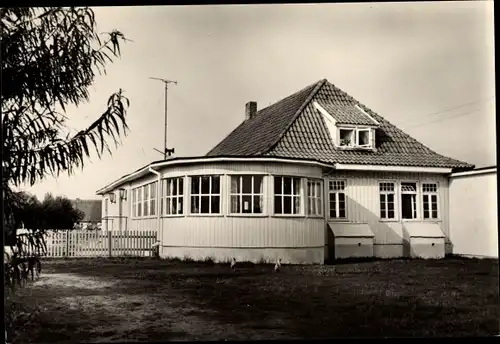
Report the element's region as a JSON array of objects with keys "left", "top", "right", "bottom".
[{"left": 149, "top": 76, "right": 178, "bottom": 159}]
